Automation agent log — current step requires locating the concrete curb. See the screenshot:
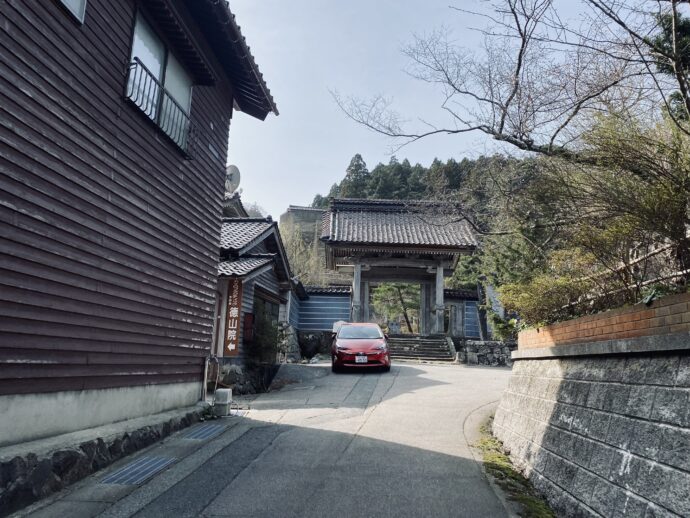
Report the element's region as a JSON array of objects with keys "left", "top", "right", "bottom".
[{"left": 463, "top": 401, "right": 520, "bottom": 518}]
